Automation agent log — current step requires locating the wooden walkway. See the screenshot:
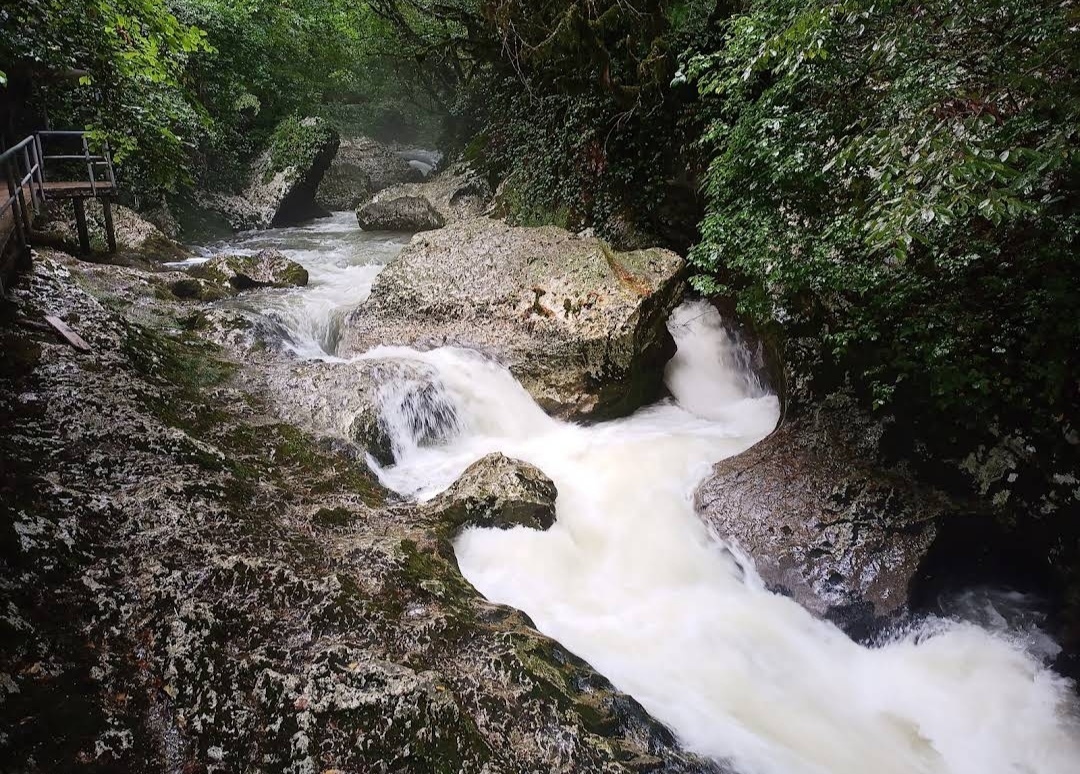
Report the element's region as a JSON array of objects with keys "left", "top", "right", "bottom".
[{"left": 1, "top": 130, "right": 119, "bottom": 264}]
